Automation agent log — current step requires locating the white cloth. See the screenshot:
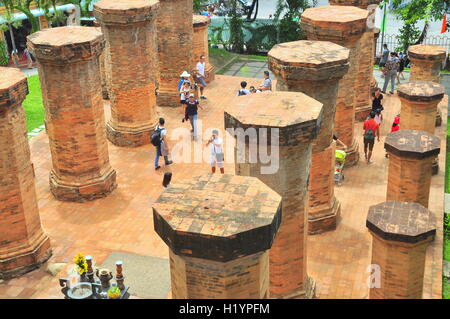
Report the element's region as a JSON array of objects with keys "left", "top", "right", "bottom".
[
  {"left": 210, "top": 137, "right": 223, "bottom": 167},
  {"left": 196, "top": 61, "right": 206, "bottom": 77},
  {"left": 155, "top": 125, "right": 168, "bottom": 156},
  {"left": 237, "top": 89, "right": 250, "bottom": 96}
]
